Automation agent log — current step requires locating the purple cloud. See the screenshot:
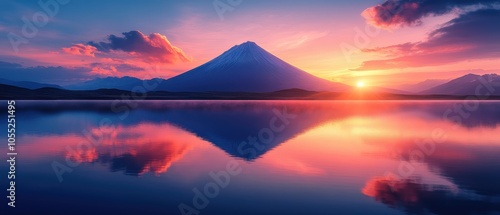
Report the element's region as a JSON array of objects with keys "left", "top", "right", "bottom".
[
  {"left": 87, "top": 30, "right": 191, "bottom": 64},
  {"left": 353, "top": 9, "right": 500, "bottom": 70},
  {"left": 362, "top": 0, "right": 500, "bottom": 28}
]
